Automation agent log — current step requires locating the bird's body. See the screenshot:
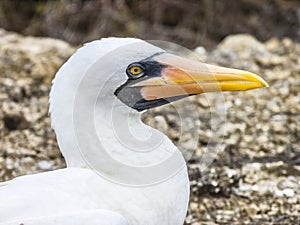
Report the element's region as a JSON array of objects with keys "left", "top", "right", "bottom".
[
  {"left": 0, "top": 167, "right": 189, "bottom": 225},
  {"left": 0, "top": 37, "right": 267, "bottom": 225}
]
